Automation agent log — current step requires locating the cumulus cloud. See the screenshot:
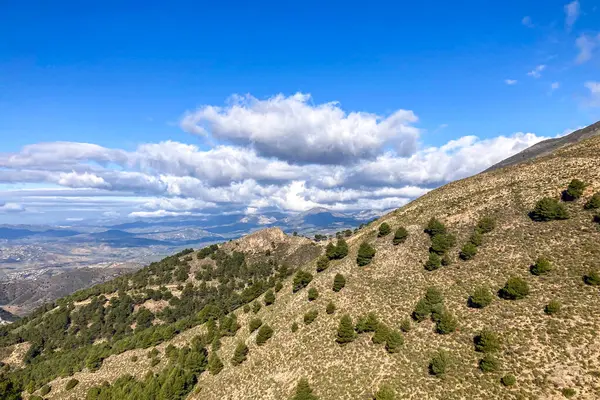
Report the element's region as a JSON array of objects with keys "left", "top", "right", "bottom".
[
  {"left": 527, "top": 65, "right": 546, "bottom": 78},
  {"left": 585, "top": 81, "right": 600, "bottom": 106},
  {"left": 0, "top": 202, "right": 26, "bottom": 213},
  {"left": 180, "top": 93, "right": 420, "bottom": 164},
  {"left": 565, "top": 0, "right": 580, "bottom": 30},
  {"left": 505, "top": 79, "right": 517, "bottom": 85},
  {"left": 58, "top": 171, "right": 110, "bottom": 189}
]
